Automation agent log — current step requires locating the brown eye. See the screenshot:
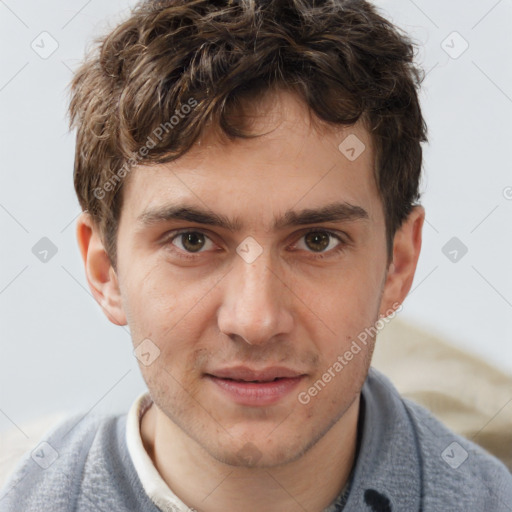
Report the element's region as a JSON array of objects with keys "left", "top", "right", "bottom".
[
  {"left": 173, "top": 232, "right": 210, "bottom": 252},
  {"left": 293, "top": 229, "right": 346, "bottom": 259},
  {"left": 304, "top": 231, "right": 332, "bottom": 252}
]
